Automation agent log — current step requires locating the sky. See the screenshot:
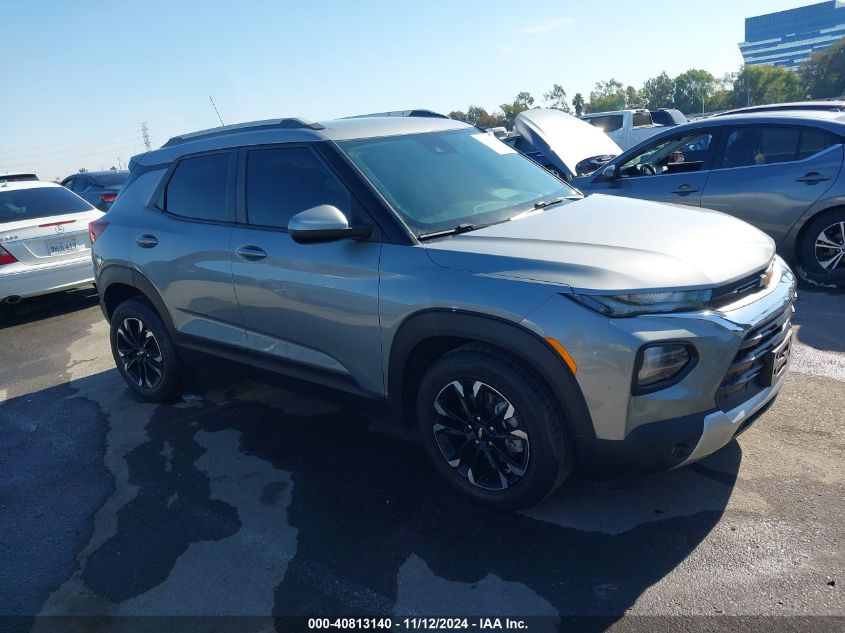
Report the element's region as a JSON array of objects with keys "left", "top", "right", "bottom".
[{"left": 0, "top": 0, "right": 823, "bottom": 180}]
